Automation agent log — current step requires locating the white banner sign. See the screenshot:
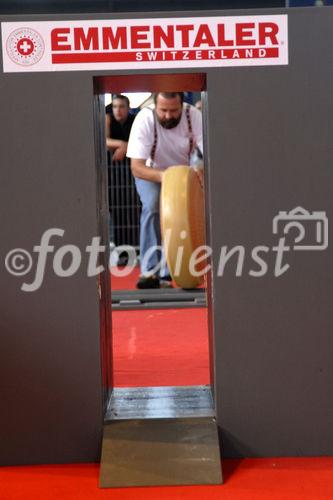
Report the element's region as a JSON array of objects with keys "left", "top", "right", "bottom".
[{"left": 1, "top": 15, "right": 288, "bottom": 73}]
